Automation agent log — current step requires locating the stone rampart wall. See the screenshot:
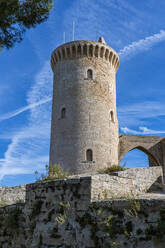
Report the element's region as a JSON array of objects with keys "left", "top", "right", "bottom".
[
  {"left": 25, "top": 177, "right": 91, "bottom": 211},
  {"left": 91, "top": 167, "right": 163, "bottom": 201},
  {"left": 0, "top": 185, "right": 26, "bottom": 205},
  {"left": 0, "top": 167, "right": 163, "bottom": 206},
  {"left": 0, "top": 181, "right": 165, "bottom": 247},
  {"left": 0, "top": 167, "right": 164, "bottom": 247}
]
